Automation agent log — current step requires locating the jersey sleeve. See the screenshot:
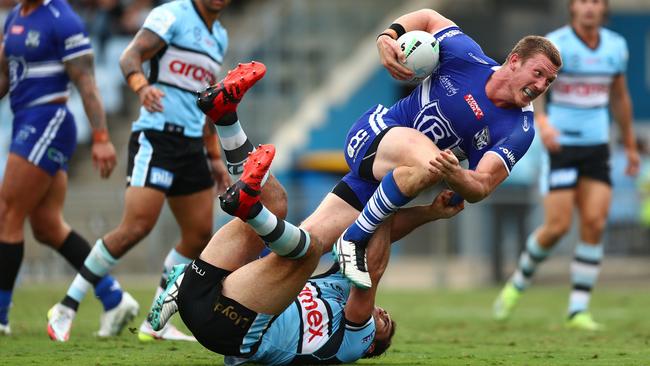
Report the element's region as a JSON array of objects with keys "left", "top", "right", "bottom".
[
  {"left": 433, "top": 26, "right": 496, "bottom": 68},
  {"left": 481, "top": 111, "right": 535, "bottom": 174},
  {"left": 142, "top": 5, "right": 177, "bottom": 44},
  {"left": 335, "top": 317, "right": 375, "bottom": 363},
  {"left": 55, "top": 9, "right": 93, "bottom": 62},
  {"left": 615, "top": 34, "right": 629, "bottom": 74}
]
